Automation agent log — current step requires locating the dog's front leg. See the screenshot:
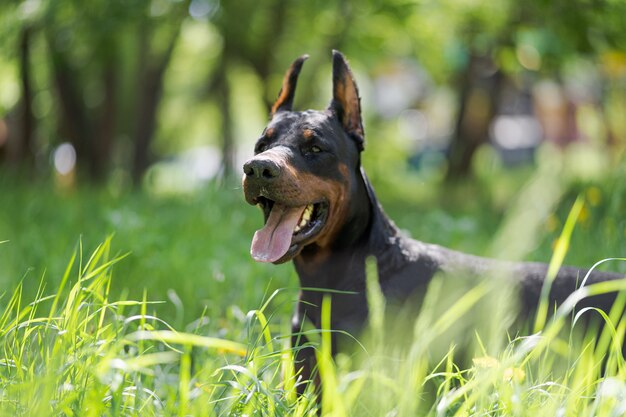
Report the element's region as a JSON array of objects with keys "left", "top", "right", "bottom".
[
  {"left": 291, "top": 303, "right": 321, "bottom": 396},
  {"left": 291, "top": 331, "right": 318, "bottom": 396}
]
